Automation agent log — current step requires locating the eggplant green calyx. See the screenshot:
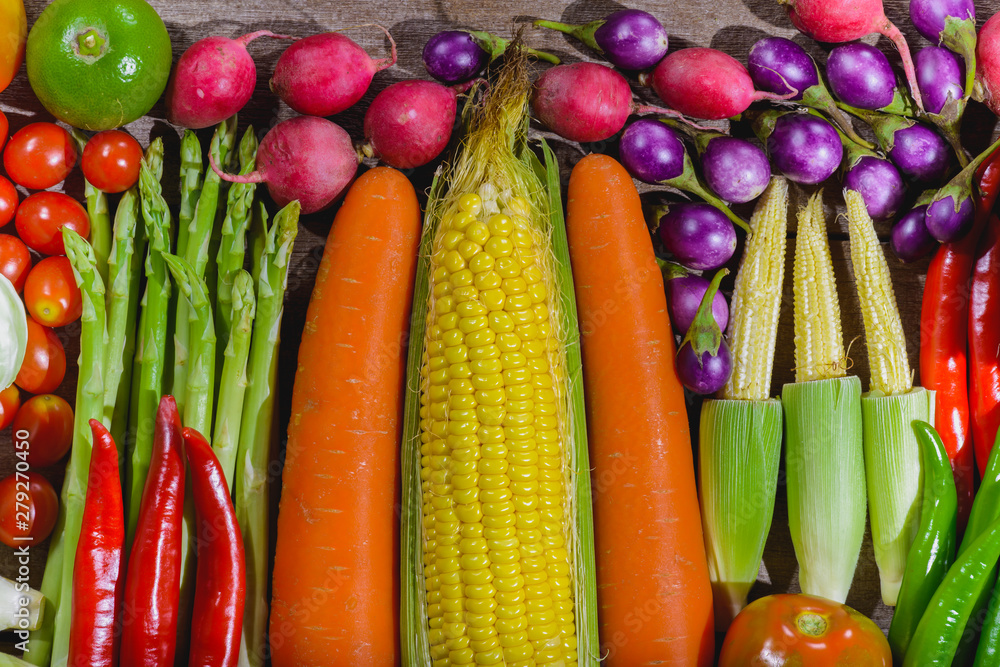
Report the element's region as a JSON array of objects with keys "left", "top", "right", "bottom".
[{"left": 679, "top": 268, "right": 728, "bottom": 364}]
